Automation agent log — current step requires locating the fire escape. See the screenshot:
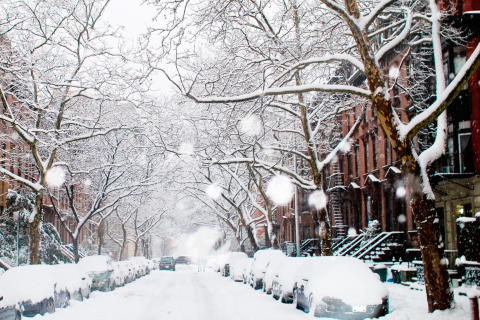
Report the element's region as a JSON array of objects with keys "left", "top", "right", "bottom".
[{"left": 326, "top": 160, "right": 346, "bottom": 239}]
